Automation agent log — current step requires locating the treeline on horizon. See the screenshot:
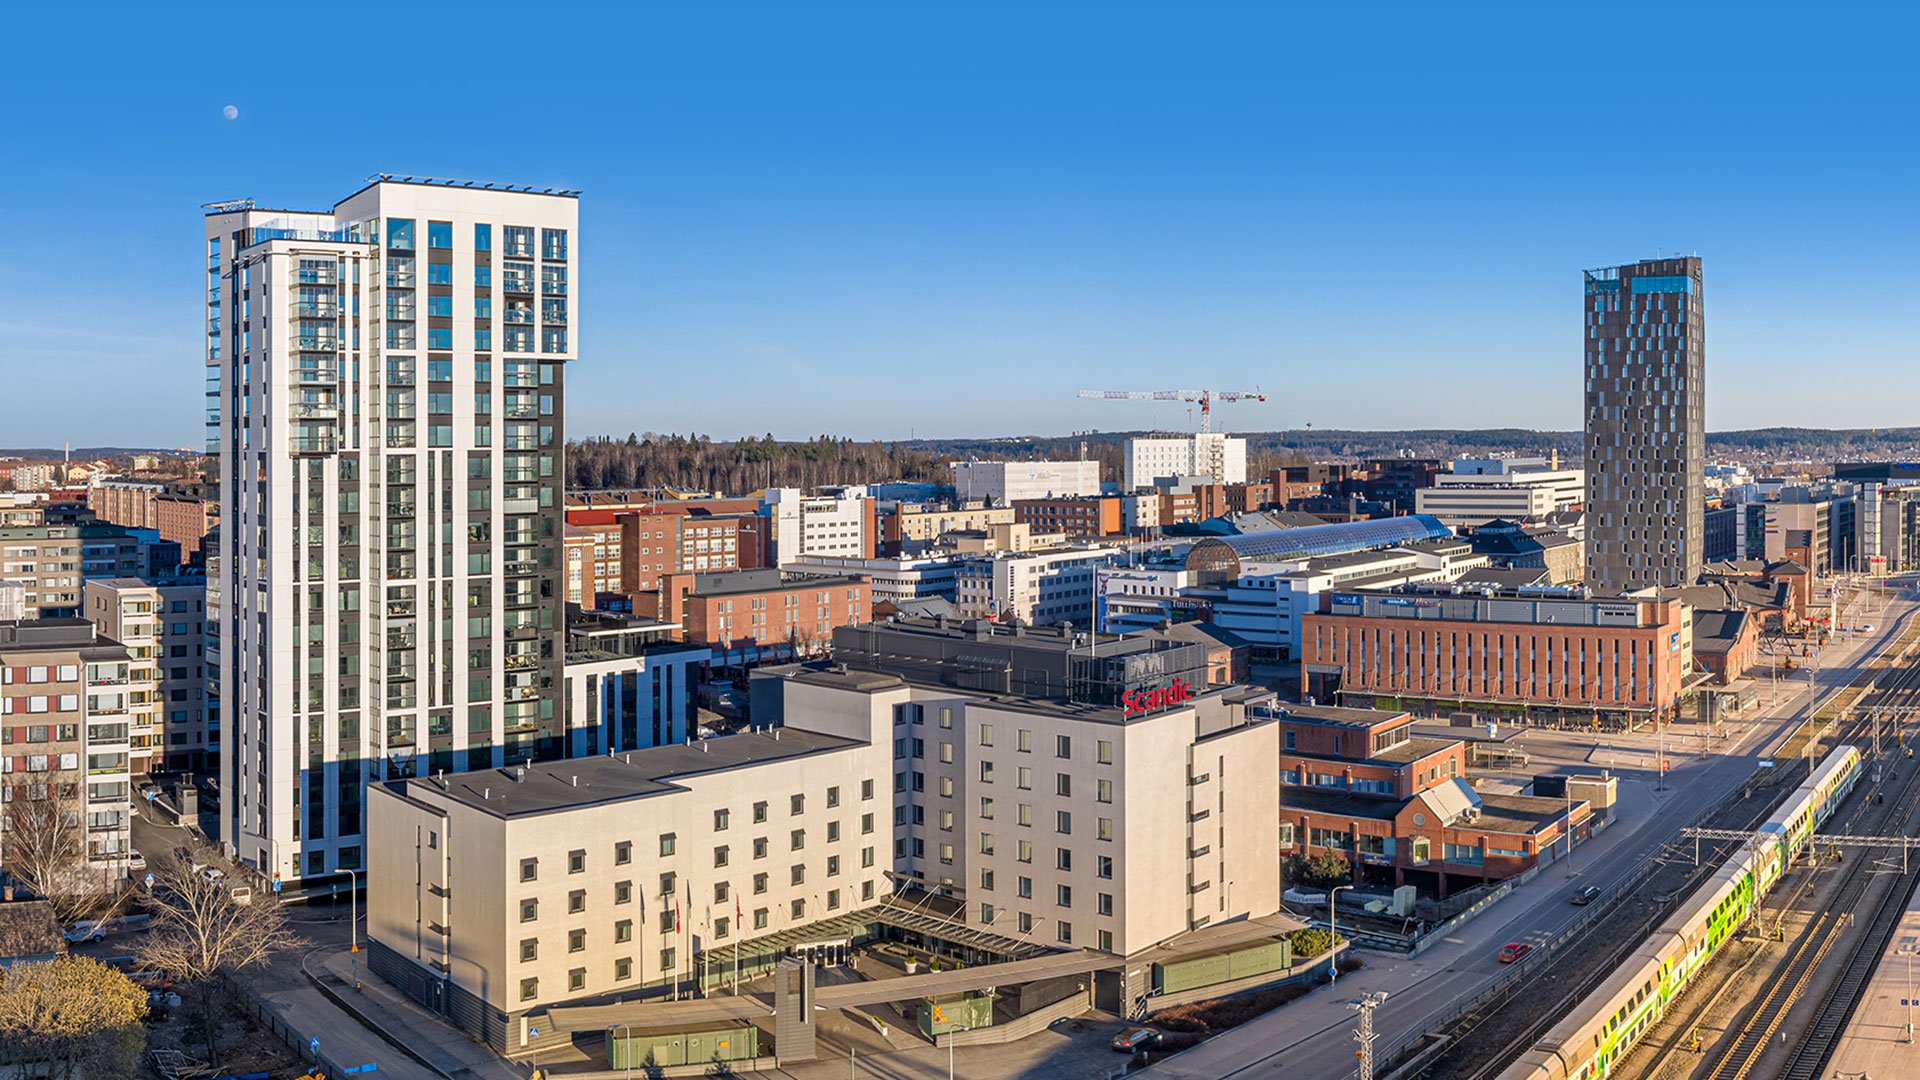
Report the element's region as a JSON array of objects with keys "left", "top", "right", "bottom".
[{"left": 564, "top": 426, "right": 1920, "bottom": 494}]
